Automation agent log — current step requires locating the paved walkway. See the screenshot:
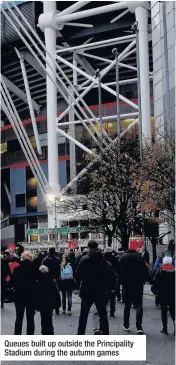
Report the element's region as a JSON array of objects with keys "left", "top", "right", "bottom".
[{"left": 1, "top": 287, "right": 175, "bottom": 365}]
